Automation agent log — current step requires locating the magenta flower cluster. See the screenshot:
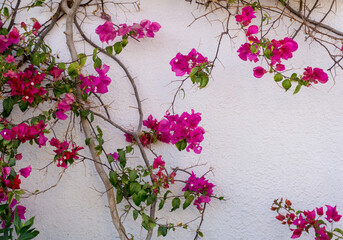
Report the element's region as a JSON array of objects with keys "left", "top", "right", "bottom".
[
  {"left": 142, "top": 110, "right": 205, "bottom": 154},
  {"left": 3, "top": 65, "right": 47, "bottom": 104},
  {"left": 79, "top": 64, "right": 112, "bottom": 94},
  {"left": 0, "top": 194, "right": 26, "bottom": 224},
  {"left": 236, "top": 6, "right": 328, "bottom": 85},
  {"left": 0, "top": 27, "right": 20, "bottom": 53},
  {"left": 274, "top": 199, "right": 342, "bottom": 240},
  {"left": 56, "top": 93, "right": 75, "bottom": 120},
  {"left": 169, "top": 48, "right": 208, "bottom": 77},
  {"left": 182, "top": 172, "right": 215, "bottom": 210},
  {"left": 235, "top": 6, "right": 256, "bottom": 26},
  {"left": 49, "top": 138, "right": 84, "bottom": 169},
  {"left": 151, "top": 156, "right": 176, "bottom": 194},
  {"left": 95, "top": 19, "right": 161, "bottom": 43},
  {"left": 0, "top": 120, "right": 48, "bottom": 148}
]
